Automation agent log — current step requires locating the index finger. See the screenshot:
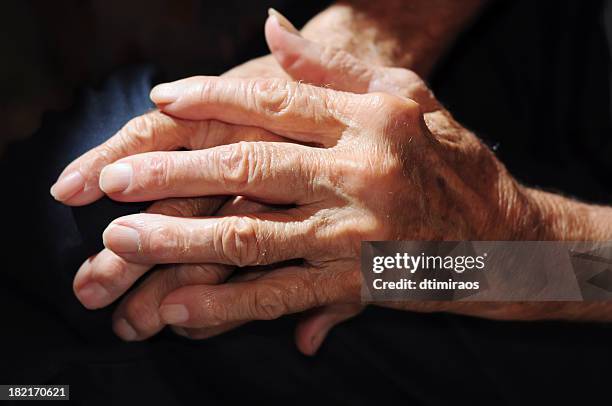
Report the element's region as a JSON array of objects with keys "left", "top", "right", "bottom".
[
  {"left": 51, "top": 112, "right": 283, "bottom": 206},
  {"left": 151, "top": 76, "right": 354, "bottom": 146}
]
